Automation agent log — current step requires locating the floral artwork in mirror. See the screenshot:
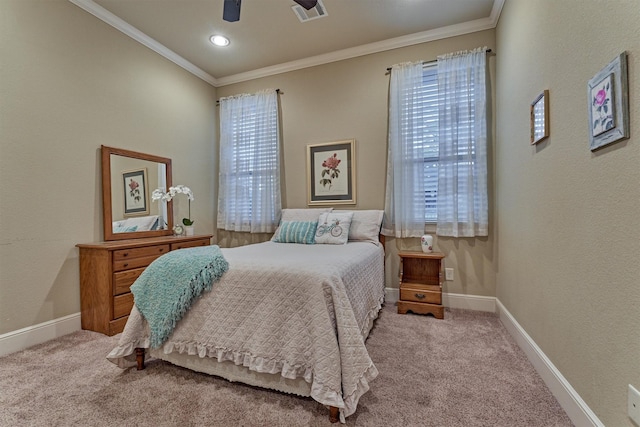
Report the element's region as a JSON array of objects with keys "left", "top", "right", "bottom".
[
  {"left": 530, "top": 90, "right": 549, "bottom": 145},
  {"left": 587, "top": 52, "right": 629, "bottom": 151},
  {"left": 122, "top": 168, "right": 149, "bottom": 216}
]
